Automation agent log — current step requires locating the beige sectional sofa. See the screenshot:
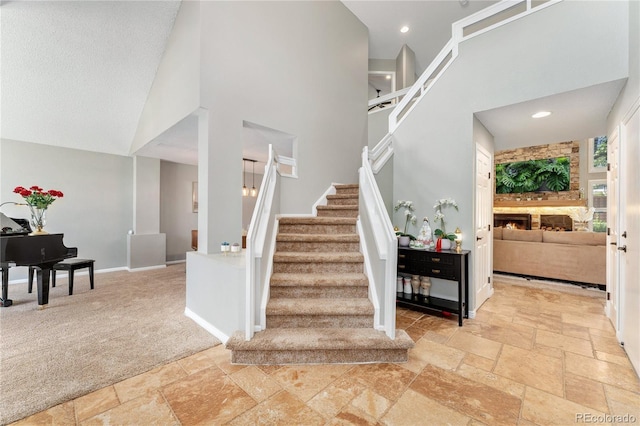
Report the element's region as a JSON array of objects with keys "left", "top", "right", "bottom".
[{"left": 493, "top": 228, "right": 606, "bottom": 286}]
